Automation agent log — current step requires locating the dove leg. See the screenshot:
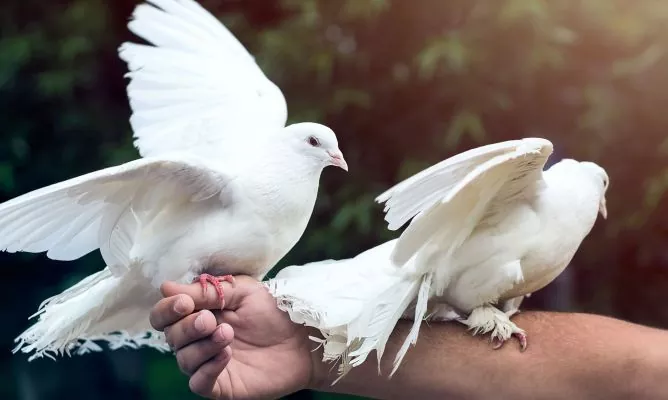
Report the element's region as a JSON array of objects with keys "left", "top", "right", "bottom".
[
  {"left": 501, "top": 295, "right": 526, "bottom": 318},
  {"left": 194, "top": 274, "right": 236, "bottom": 309},
  {"left": 463, "top": 305, "right": 528, "bottom": 351},
  {"left": 425, "top": 303, "right": 462, "bottom": 322}
]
